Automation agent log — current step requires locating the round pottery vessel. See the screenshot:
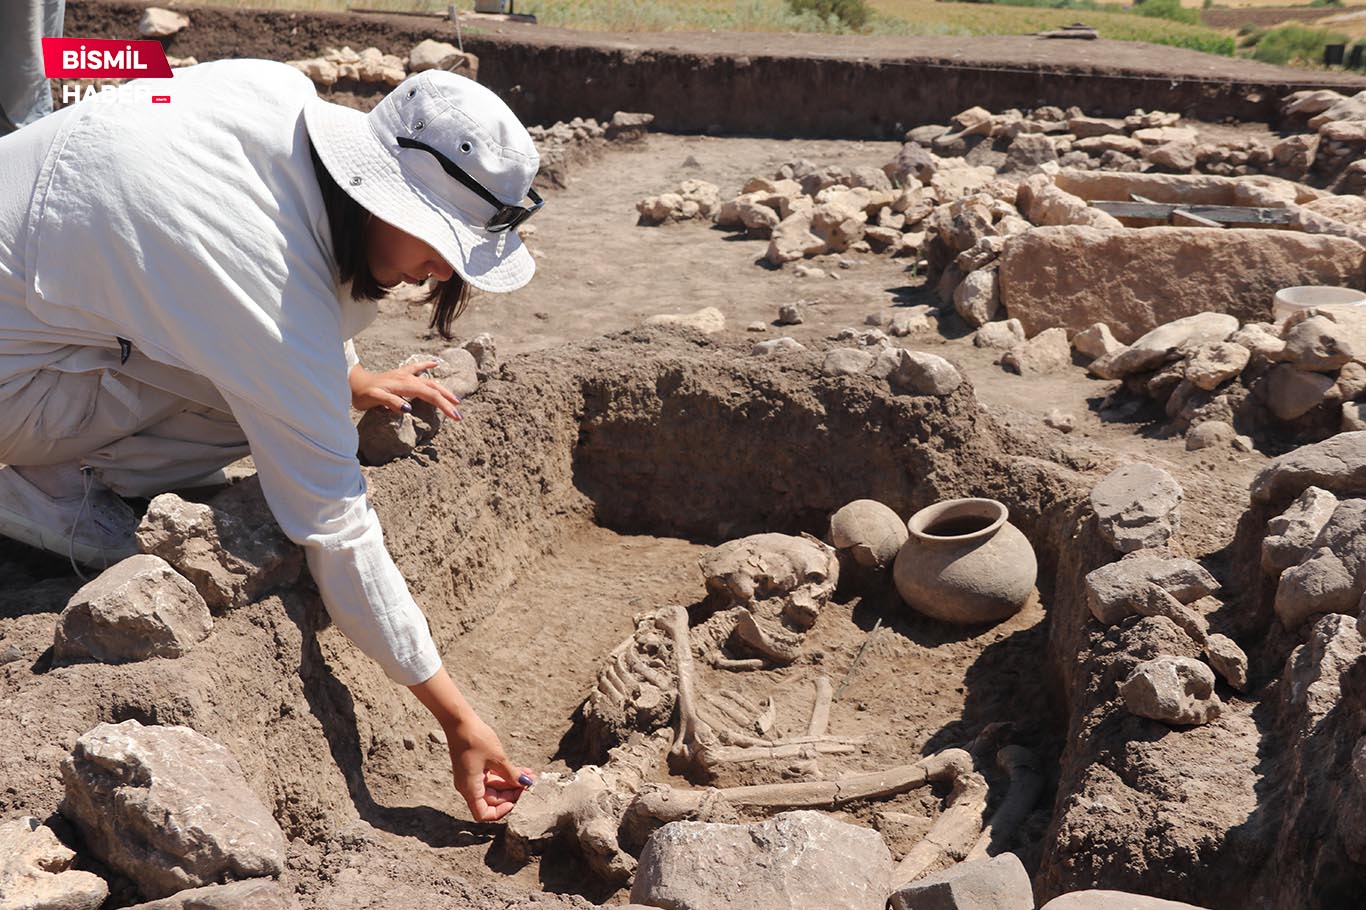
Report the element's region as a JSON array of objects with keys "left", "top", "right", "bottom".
[
  {"left": 1272, "top": 286, "right": 1366, "bottom": 324},
  {"left": 892, "top": 498, "right": 1038, "bottom": 624}
]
